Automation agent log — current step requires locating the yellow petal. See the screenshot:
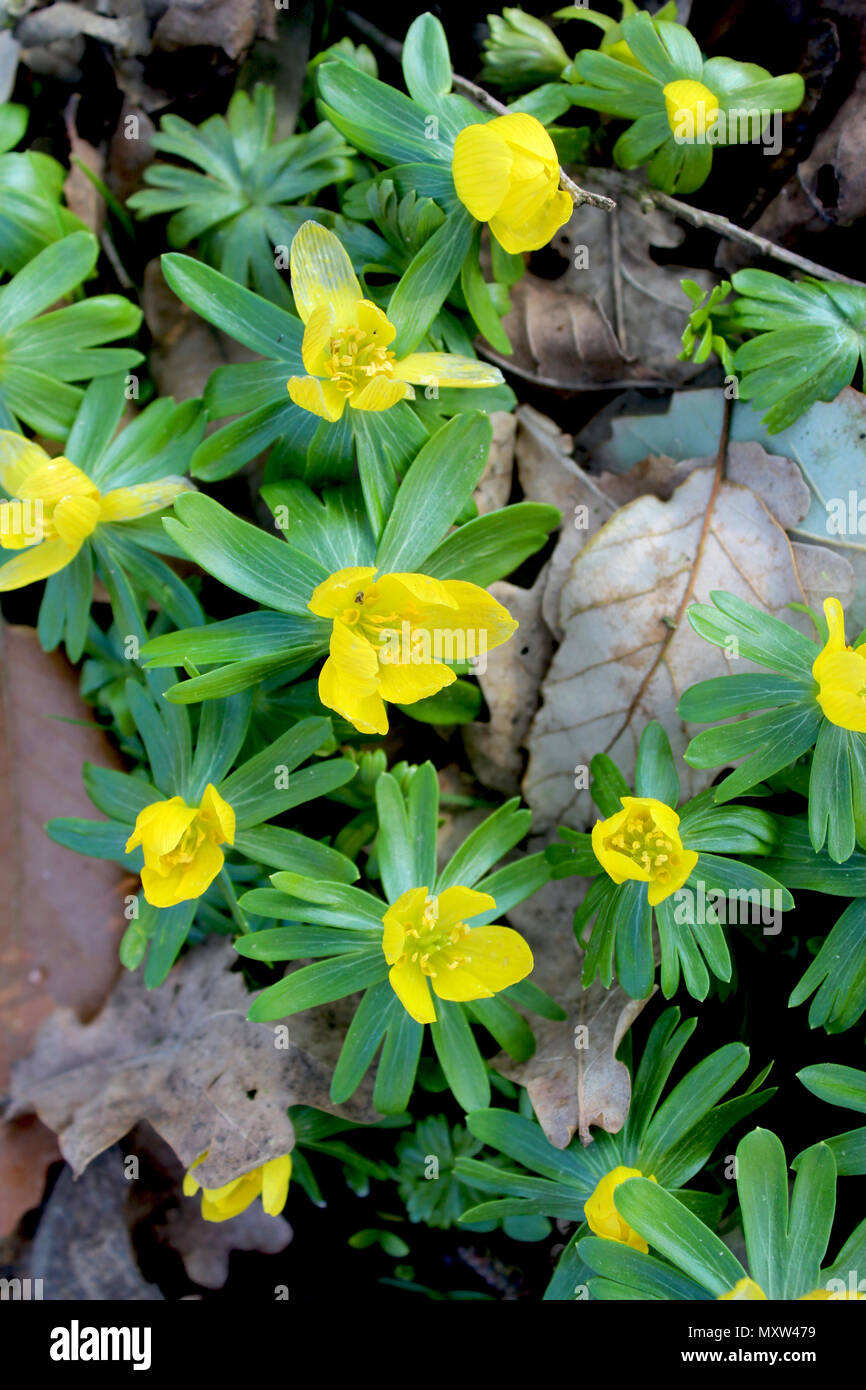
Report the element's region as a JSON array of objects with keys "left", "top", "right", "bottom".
[
  {"left": 261, "top": 1154, "right": 292, "bottom": 1215},
  {"left": 318, "top": 653, "right": 388, "bottom": 736},
  {"left": 437, "top": 579, "right": 519, "bottom": 650},
  {"left": 432, "top": 923, "right": 533, "bottom": 1002},
  {"left": 356, "top": 299, "right": 397, "bottom": 345},
  {"left": 17, "top": 458, "right": 99, "bottom": 505},
  {"left": 377, "top": 572, "right": 459, "bottom": 610},
  {"left": 647, "top": 849, "right": 699, "bottom": 906},
  {"left": 290, "top": 221, "right": 362, "bottom": 326},
  {"left": 393, "top": 352, "right": 504, "bottom": 388},
  {"left": 814, "top": 650, "right": 866, "bottom": 732},
  {"left": 435, "top": 887, "right": 497, "bottom": 929},
  {"left": 389, "top": 959, "right": 437, "bottom": 1024},
  {"left": 719, "top": 1278, "right": 768, "bottom": 1301},
  {"left": 140, "top": 837, "right": 224, "bottom": 907},
  {"left": 489, "top": 188, "right": 573, "bottom": 254},
  {"left": 126, "top": 796, "right": 197, "bottom": 855},
  {"left": 200, "top": 782, "right": 236, "bottom": 845},
  {"left": 348, "top": 375, "right": 414, "bottom": 412},
  {"left": 663, "top": 79, "right": 720, "bottom": 138},
  {"left": 200, "top": 1173, "right": 262, "bottom": 1222},
  {"left": 0, "top": 431, "right": 52, "bottom": 497},
  {"left": 98, "top": 478, "right": 193, "bottom": 523},
  {"left": 288, "top": 374, "right": 347, "bottom": 422},
  {"left": 51, "top": 494, "right": 101, "bottom": 548},
  {"left": 0, "top": 497, "right": 44, "bottom": 549},
  {"left": 452, "top": 122, "right": 514, "bottom": 221},
  {"left": 490, "top": 112, "right": 560, "bottom": 167},
  {"left": 377, "top": 659, "right": 455, "bottom": 705},
  {"left": 0, "top": 538, "right": 77, "bottom": 590},
  {"left": 822, "top": 596, "right": 848, "bottom": 653},
  {"left": 301, "top": 302, "right": 336, "bottom": 376},
  {"left": 307, "top": 566, "right": 378, "bottom": 619}
]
